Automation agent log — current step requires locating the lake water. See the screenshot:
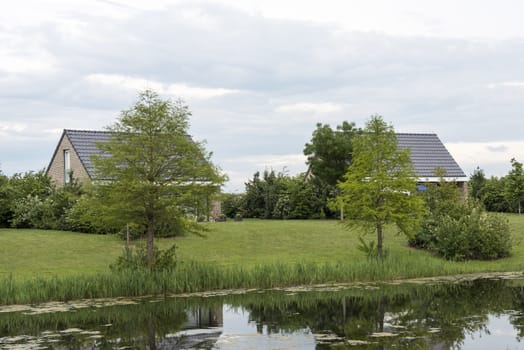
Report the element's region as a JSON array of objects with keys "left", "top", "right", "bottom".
[{"left": 0, "top": 276, "right": 523, "bottom": 349}]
